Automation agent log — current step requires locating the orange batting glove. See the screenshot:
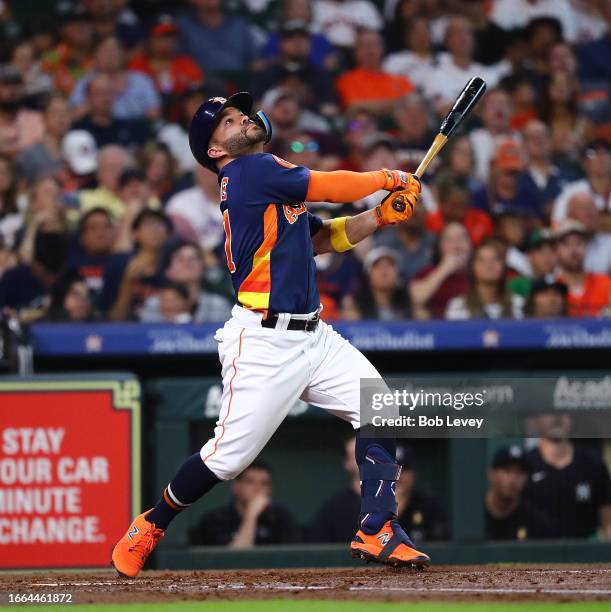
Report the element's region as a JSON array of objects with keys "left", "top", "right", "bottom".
[
  {"left": 374, "top": 179, "right": 421, "bottom": 227},
  {"left": 381, "top": 169, "right": 420, "bottom": 192}
]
